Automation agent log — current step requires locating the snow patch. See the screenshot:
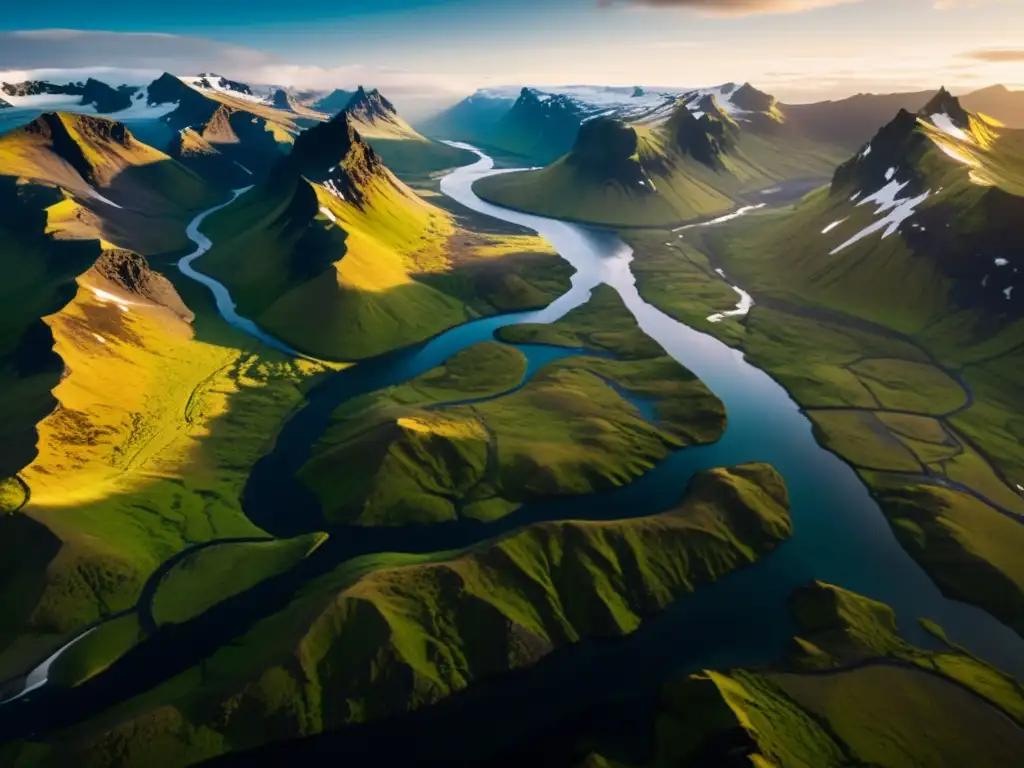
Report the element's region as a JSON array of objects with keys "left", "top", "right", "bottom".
[
  {"left": 930, "top": 113, "right": 971, "bottom": 142},
  {"left": 88, "top": 190, "right": 122, "bottom": 209},
  {"left": 995, "top": 258, "right": 1009, "bottom": 267},
  {"left": 822, "top": 218, "right": 847, "bottom": 235},
  {"left": 708, "top": 282, "right": 754, "bottom": 324},
  {"left": 323, "top": 180, "right": 346, "bottom": 201},
  {"left": 861, "top": 144, "right": 872, "bottom": 159},
  {"left": 673, "top": 203, "right": 766, "bottom": 232},
  {"left": 1006, "top": 287, "right": 1015, "bottom": 300},
  {"left": 885, "top": 167, "right": 896, "bottom": 181},
  {"left": 93, "top": 334, "right": 106, "bottom": 344},
  {"left": 850, "top": 192, "right": 861, "bottom": 202},
  {"left": 319, "top": 206, "right": 337, "bottom": 224},
  {"left": 233, "top": 161, "right": 252, "bottom": 176},
  {"left": 829, "top": 180, "right": 931, "bottom": 255}
]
